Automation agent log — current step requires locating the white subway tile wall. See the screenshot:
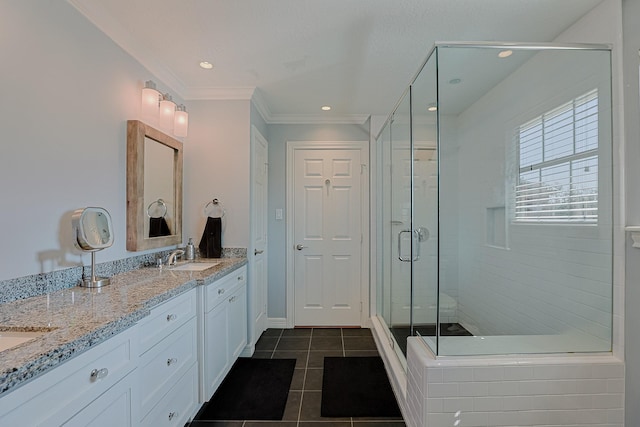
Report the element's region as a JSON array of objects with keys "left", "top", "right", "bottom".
[{"left": 406, "top": 339, "right": 624, "bottom": 427}]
